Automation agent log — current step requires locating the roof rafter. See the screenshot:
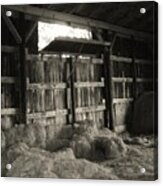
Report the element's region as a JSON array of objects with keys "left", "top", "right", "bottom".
[{"left": 3, "top": 5, "right": 152, "bottom": 40}]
